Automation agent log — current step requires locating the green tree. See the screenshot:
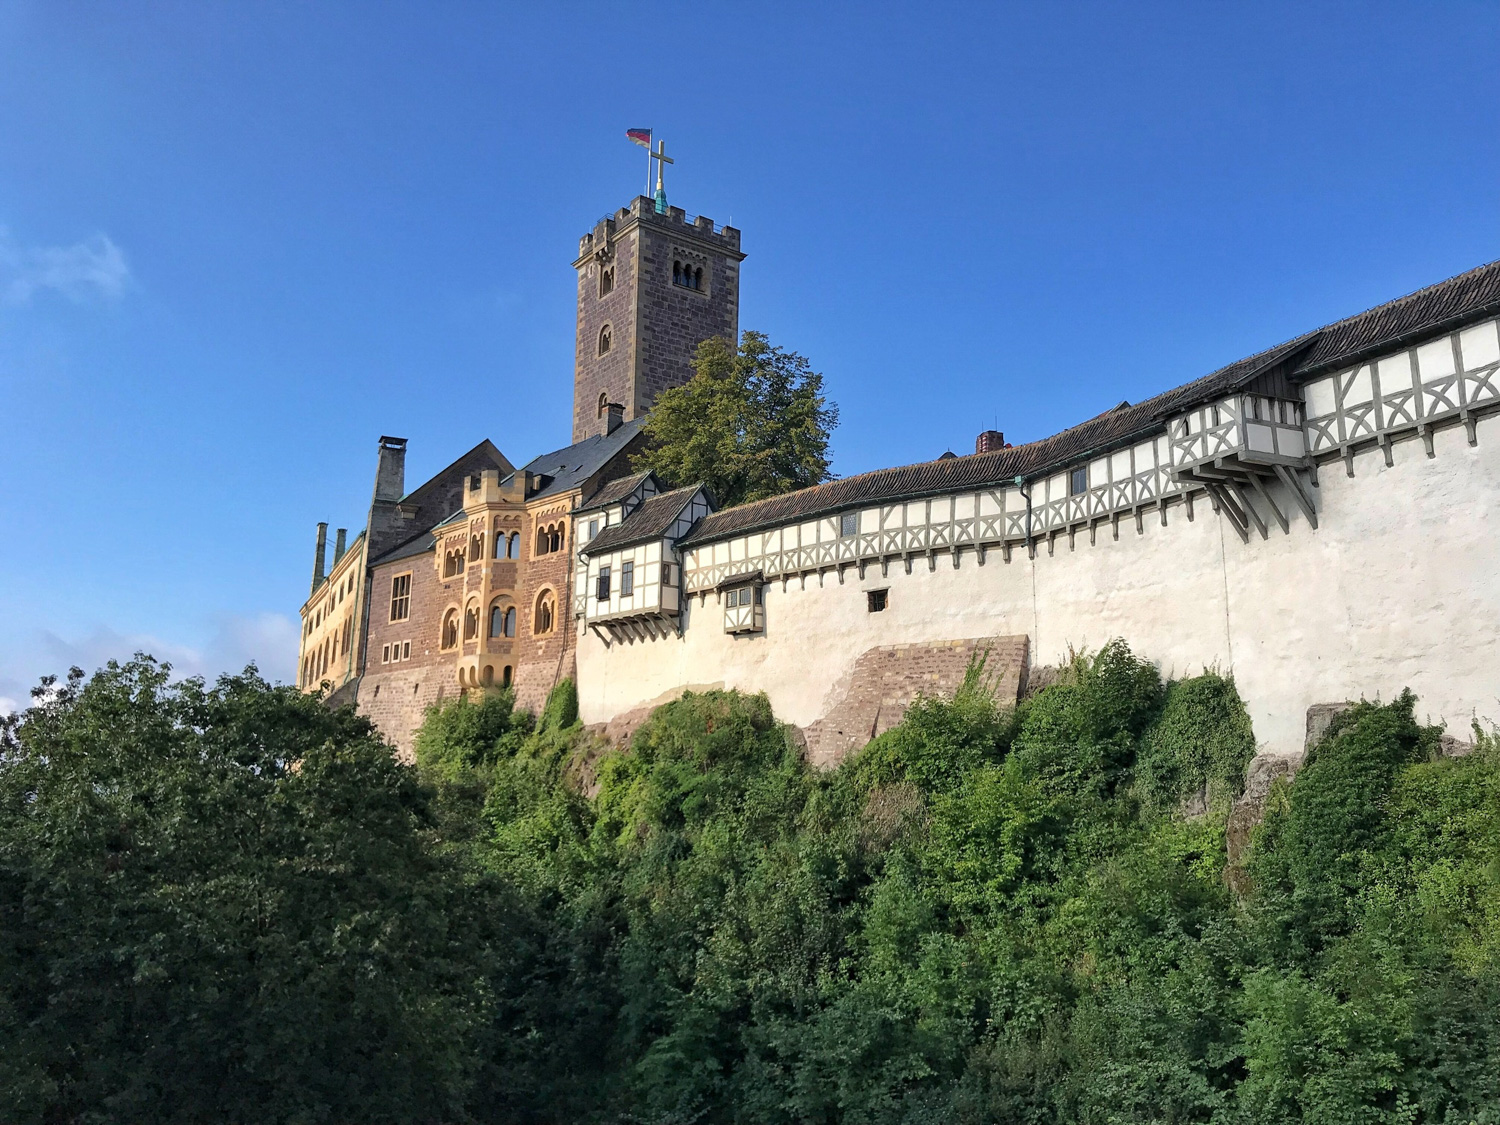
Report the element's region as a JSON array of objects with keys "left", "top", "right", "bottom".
[
  {"left": 0, "top": 658, "right": 498, "bottom": 1125},
  {"left": 634, "top": 330, "right": 839, "bottom": 508}
]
